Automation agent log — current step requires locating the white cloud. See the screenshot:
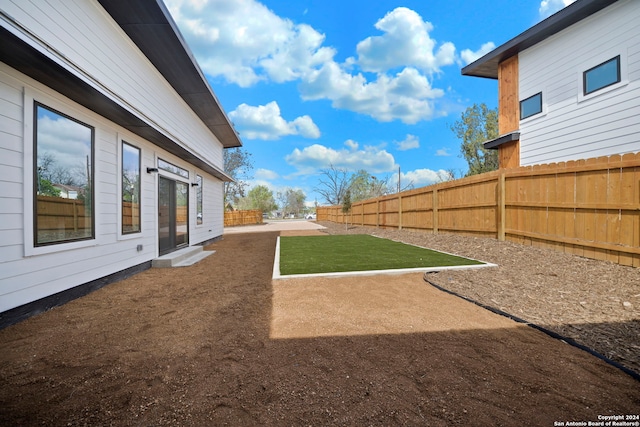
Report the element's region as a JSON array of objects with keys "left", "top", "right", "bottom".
[
  {"left": 285, "top": 141, "right": 396, "bottom": 174},
  {"left": 395, "top": 168, "right": 452, "bottom": 188},
  {"left": 300, "top": 65, "right": 445, "bottom": 124},
  {"left": 246, "top": 179, "right": 277, "bottom": 192},
  {"left": 539, "top": 0, "right": 576, "bottom": 19},
  {"left": 228, "top": 101, "right": 320, "bottom": 140},
  {"left": 435, "top": 147, "right": 451, "bottom": 156},
  {"left": 167, "top": 2, "right": 455, "bottom": 123},
  {"left": 460, "top": 42, "right": 496, "bottom": 65},
  {"left": 356, "top": 7, "right": 456, "bottom": 73},
  {"left": 254, "top": 168, "right": 279, "bottom": 180},
  {"left": 165, "top": 0, "right": 334, "bottom": 87},
  {"left": 344, "top": 139, "right": 359, "bottom": 150},
  {"left": 395, "top": 134, "right": 420, "bottom": 151},
  {"left": 37, "top": 112, "right": 92, "bottom": 176}
]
